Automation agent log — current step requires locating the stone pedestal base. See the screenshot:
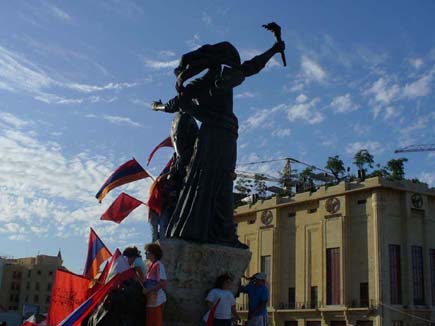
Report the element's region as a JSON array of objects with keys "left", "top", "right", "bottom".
[{"left": 159, "top": 238, "right": 251, "bottom": 326}]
